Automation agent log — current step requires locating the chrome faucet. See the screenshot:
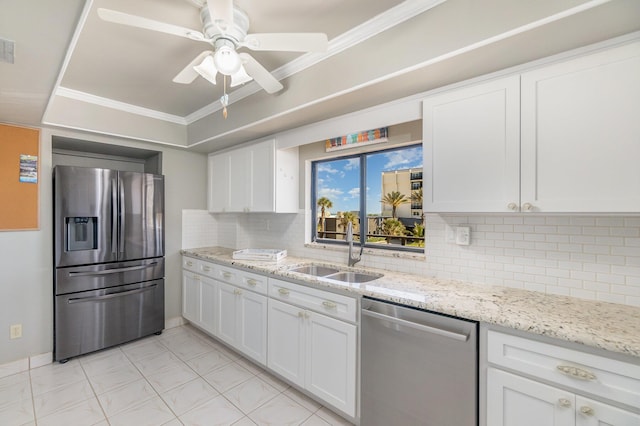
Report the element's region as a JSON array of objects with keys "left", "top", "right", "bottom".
[{"left": 346, "top": 221, "right": 363, "bottom": 267}]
